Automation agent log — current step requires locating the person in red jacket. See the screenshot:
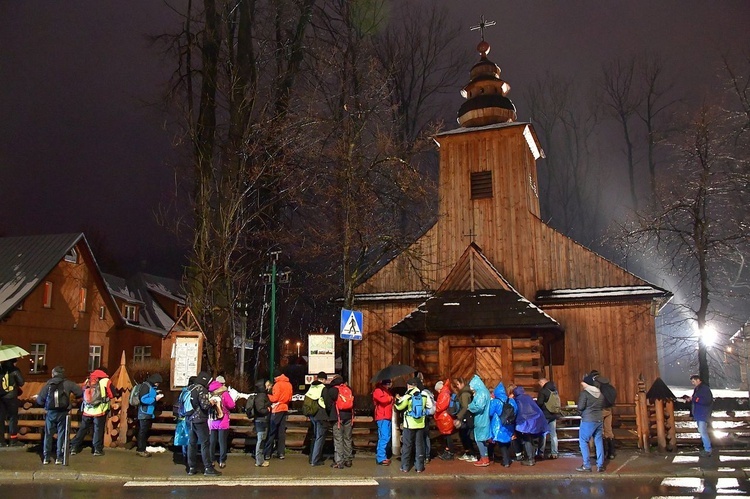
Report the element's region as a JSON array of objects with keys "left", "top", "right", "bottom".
[
  {"left": 264, "top": 373, "right": 292, "bottom": 460},
  {"left": 372, "top": 379, "right": 394, "bottom": 465},
  {"left": 434, "top": 379, "right": 456, "bottom": 460},
  {"left": 70, "top": 368, "right": 114, "bottom": 456}
]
